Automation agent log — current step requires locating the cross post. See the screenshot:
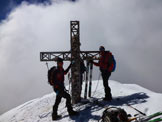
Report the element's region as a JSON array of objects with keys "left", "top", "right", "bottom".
[{"left": 40, "top": 21, "right": 102, "bottom": 104}]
